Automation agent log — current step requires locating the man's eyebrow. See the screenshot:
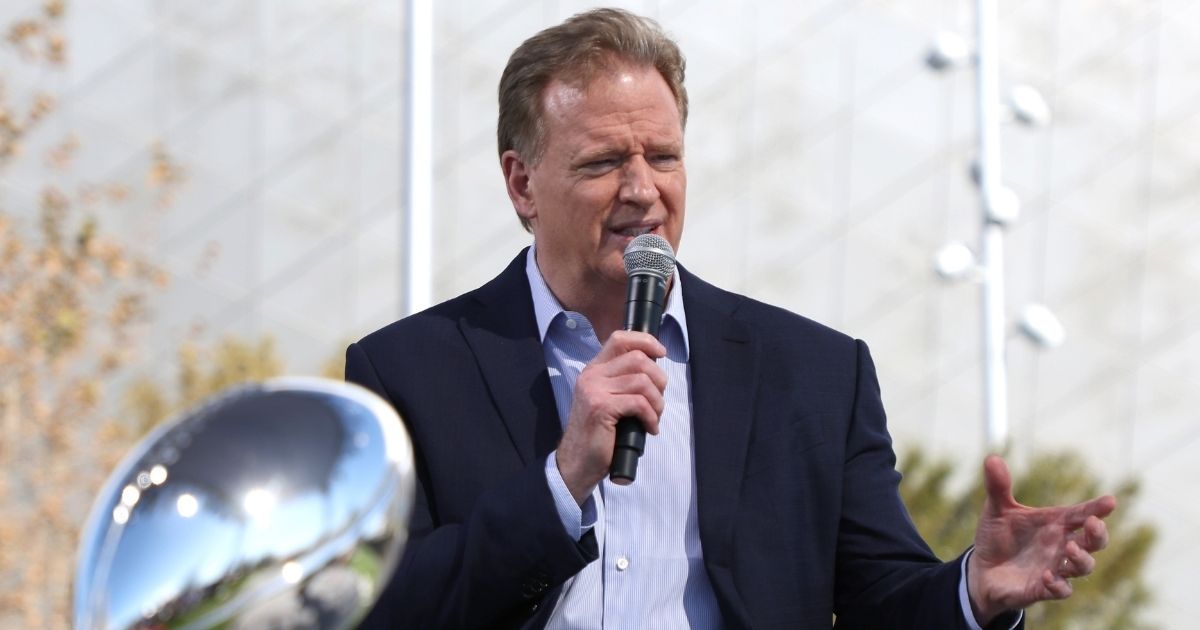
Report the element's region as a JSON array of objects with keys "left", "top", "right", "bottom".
[
  {"left": 573, "top": 146, "right": 623, "bottom": 162},
  {"left": 647, "top": 141, "right": 683, "bottom": 153},
  {"left": 577, "top": 138, "right": 682, "bottom": 158}
]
